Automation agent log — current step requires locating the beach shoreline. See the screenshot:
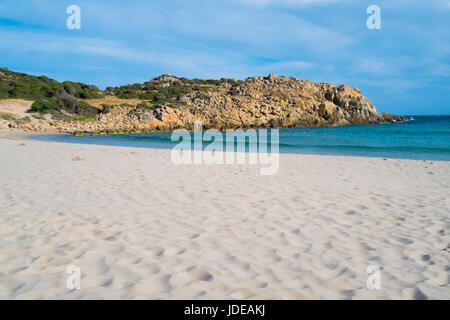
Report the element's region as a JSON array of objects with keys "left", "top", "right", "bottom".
[{"left": 0, "top": 129, "right": 449, "bottom": 300}]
